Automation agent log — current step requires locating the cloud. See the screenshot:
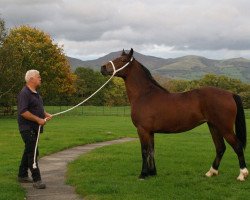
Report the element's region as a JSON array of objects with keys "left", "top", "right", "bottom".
[{"left": 1, "top": 0, "right": 250, "bottom": 59}]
